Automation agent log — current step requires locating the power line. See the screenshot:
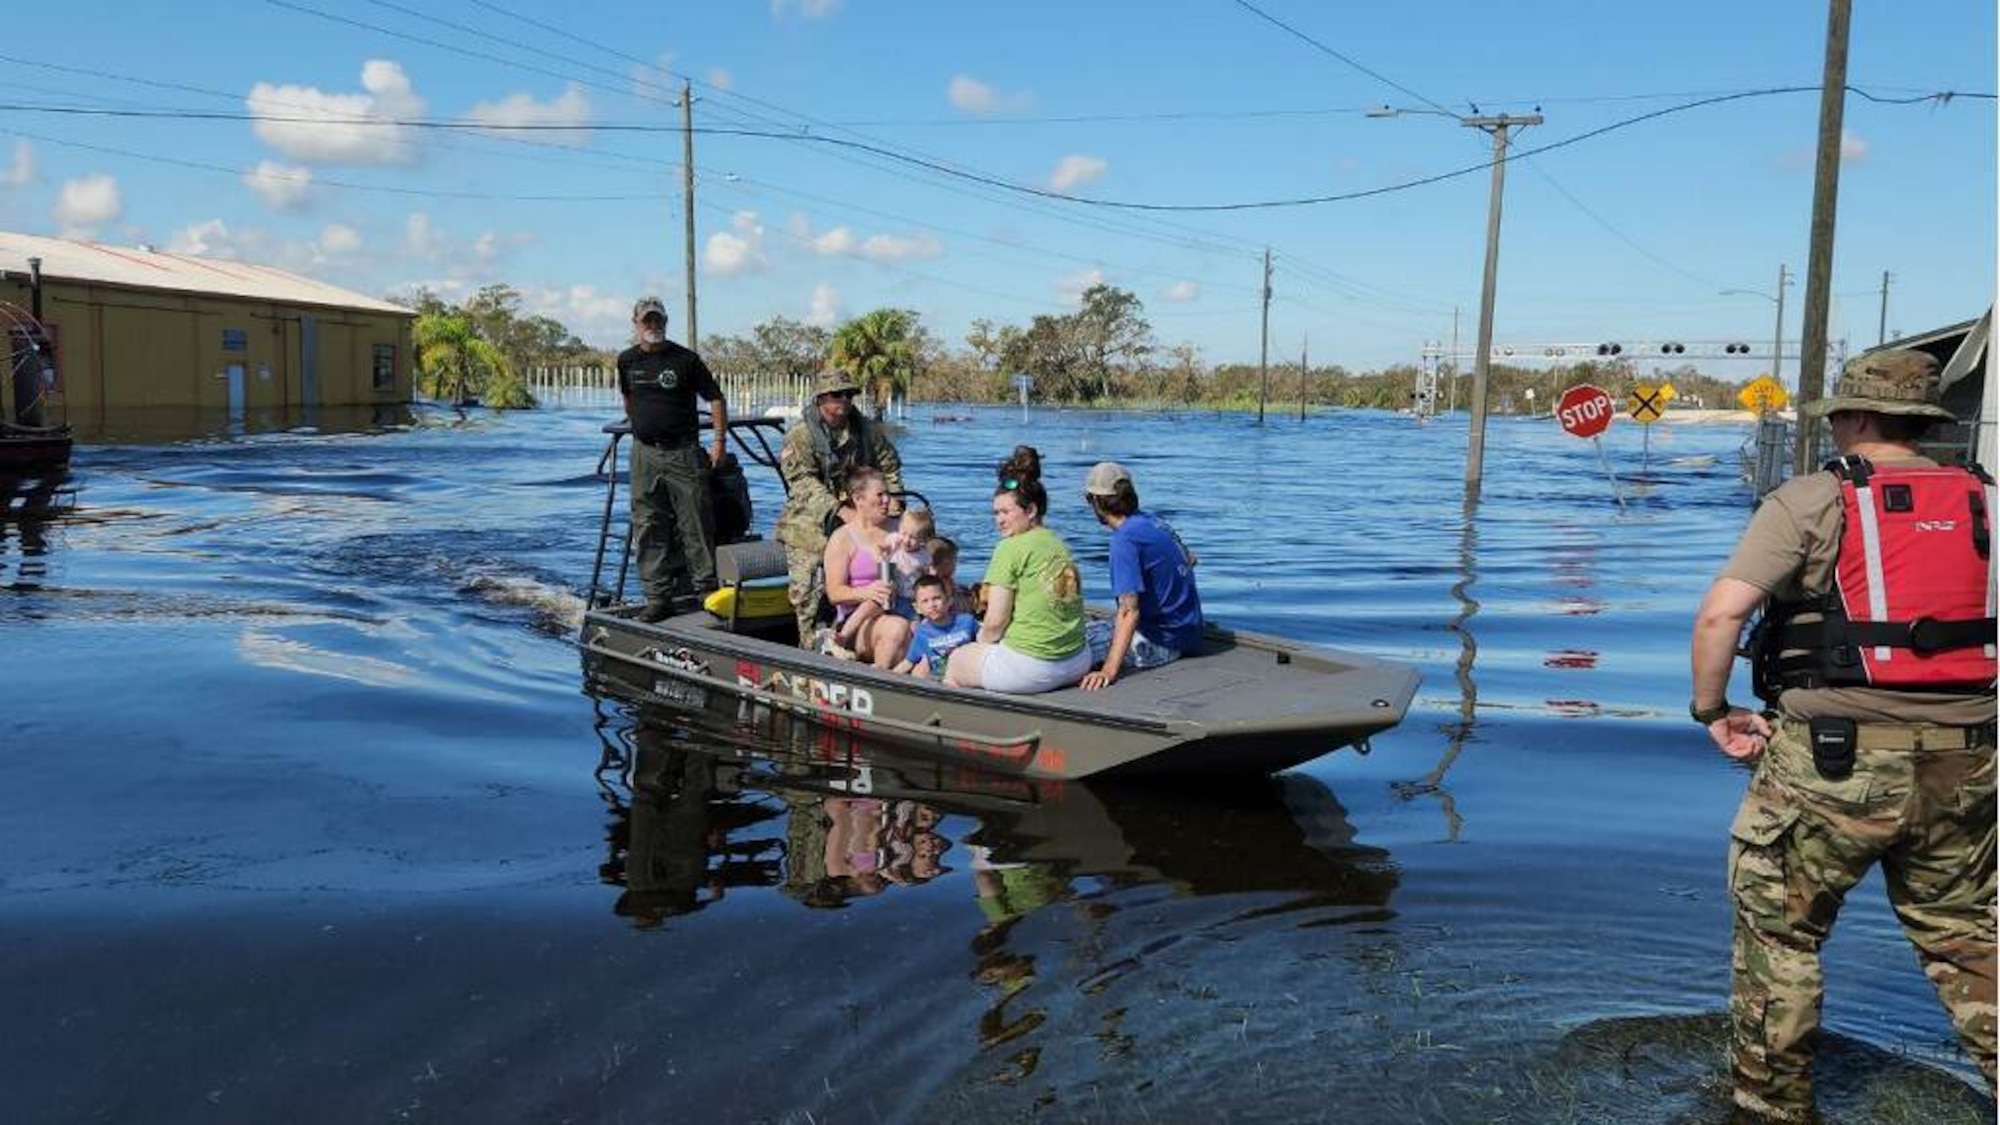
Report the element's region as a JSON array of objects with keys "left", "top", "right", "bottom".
[{"left": 1230, "top": 0, "right": 1458, "bottom": 117}]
